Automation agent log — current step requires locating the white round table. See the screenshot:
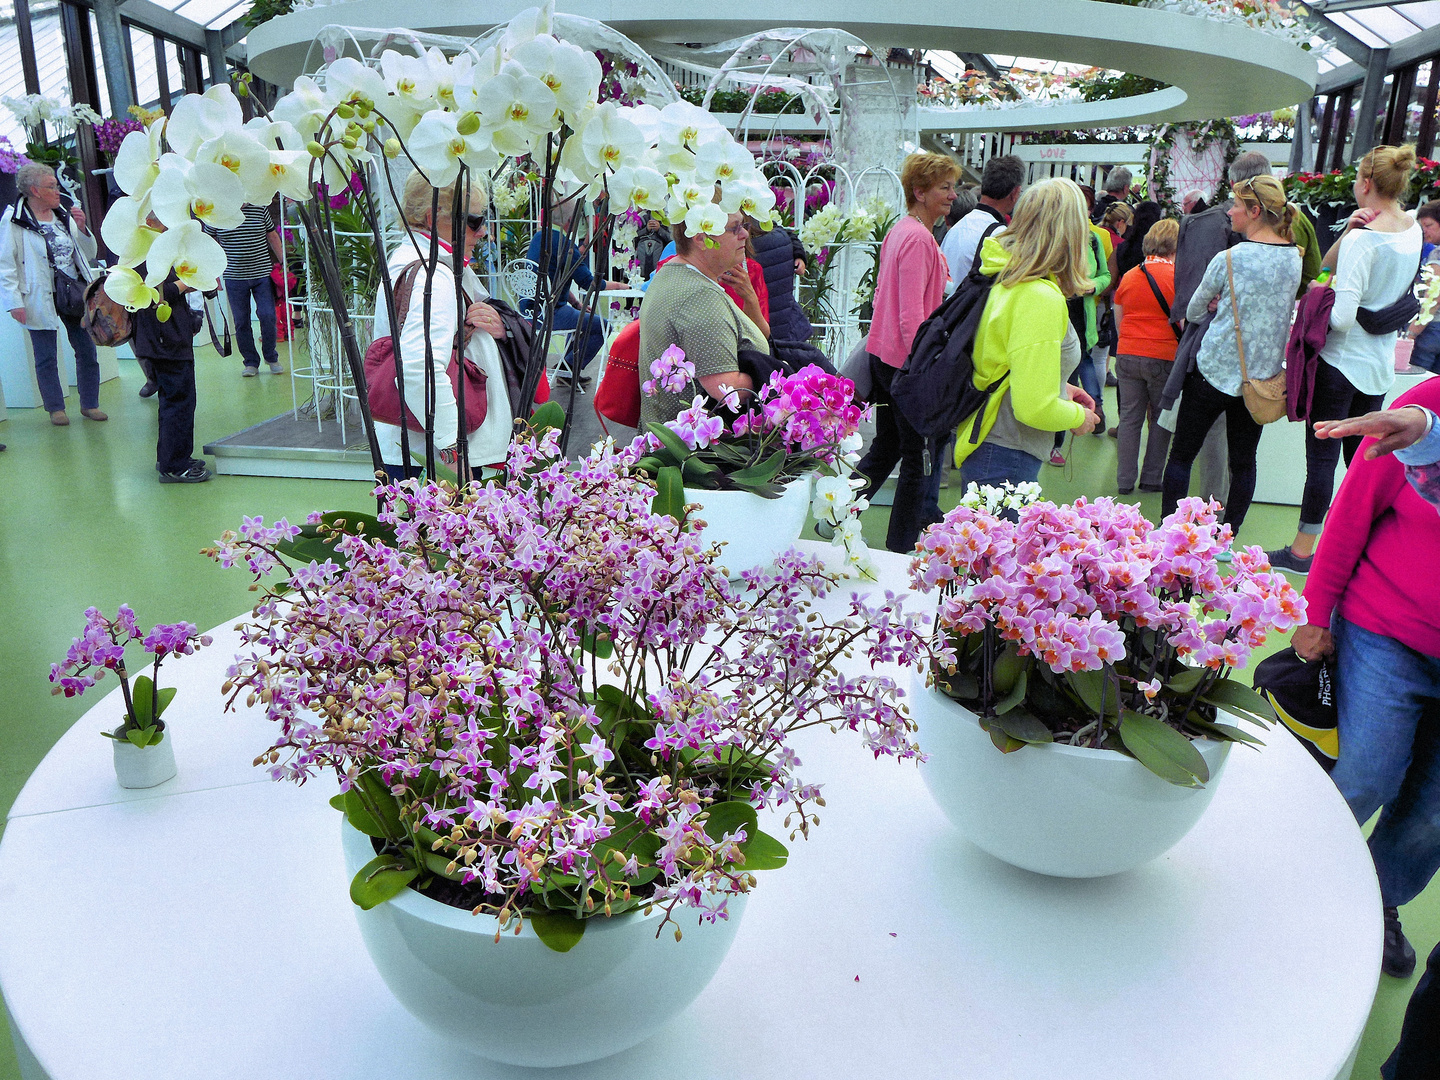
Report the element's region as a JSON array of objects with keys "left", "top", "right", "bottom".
[{"left": 0, "top": 544, "right": 1380, "bottom": 1080}]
